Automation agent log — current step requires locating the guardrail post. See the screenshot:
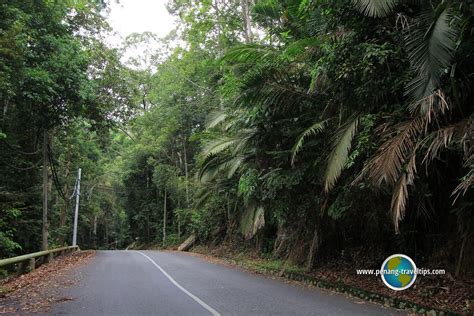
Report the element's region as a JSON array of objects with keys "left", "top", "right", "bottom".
[
  {"left": 18, "top": 261, "right": 27, "bottom": 274},
  {"left": 28, "top": 258, "right": 35, "bottom": 271}
]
